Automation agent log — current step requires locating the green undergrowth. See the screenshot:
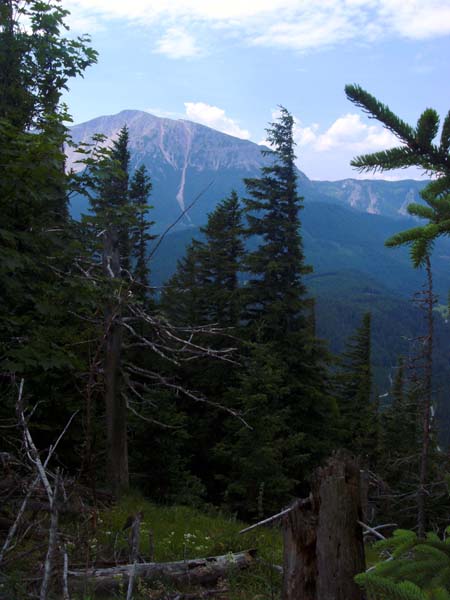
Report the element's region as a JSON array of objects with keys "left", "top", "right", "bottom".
[{"left": 85, "top": 492, "right": 283, "bottom": 599}]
